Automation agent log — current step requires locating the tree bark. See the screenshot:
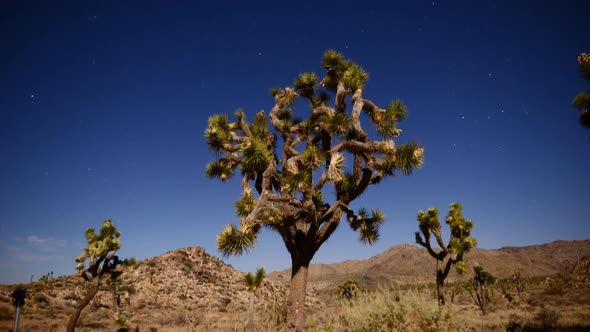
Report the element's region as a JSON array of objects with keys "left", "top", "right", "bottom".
[
  {"left": 67, "top": 283, "right": 100, "bottom": 332},
  {"left": 248, "top": 292, "right": 254, "bottom": 332},
  {"left": 436, "top": 260, "right": 446, "bottom": 305},
  {"left": 479, "top": 285, "right": 488, "bottom": 315},
  {"left": 287, "top": 259, "right": 309, "bottom": 332}
]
